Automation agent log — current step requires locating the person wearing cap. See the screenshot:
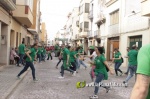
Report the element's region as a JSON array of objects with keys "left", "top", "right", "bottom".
[
  {"left": 130, "top": 44, "right": 150, "bottom": 99},
  {"left": 123, "top": 45, "right": 138, "bottom": 86}
]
